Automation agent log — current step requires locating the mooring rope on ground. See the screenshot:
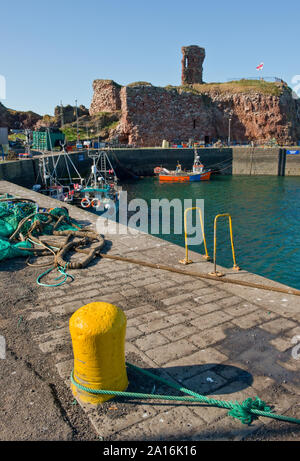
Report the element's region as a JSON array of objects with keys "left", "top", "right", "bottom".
[
  {"left": 99, "top": 253, "right": 300, "bottom": 297},
  {"left": 70, "top": 362, "right": 300, "bottom": 426}
]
